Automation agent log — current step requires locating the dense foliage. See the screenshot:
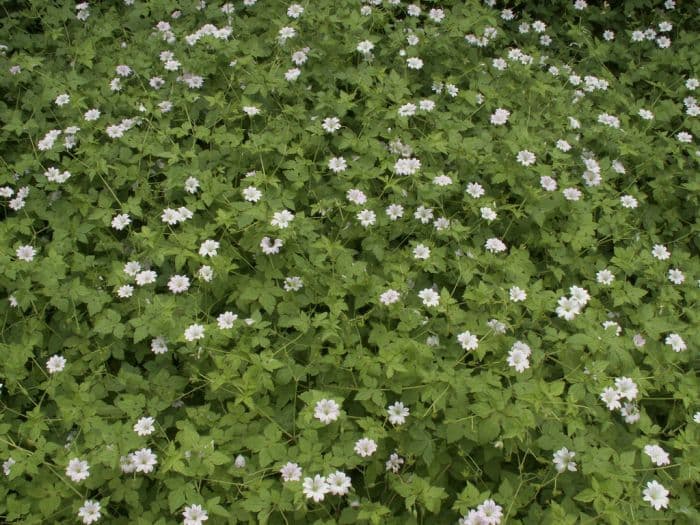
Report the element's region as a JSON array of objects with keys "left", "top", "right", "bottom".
[{"left": 1, "top": 0, "right": 698, "bottom": 524}]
